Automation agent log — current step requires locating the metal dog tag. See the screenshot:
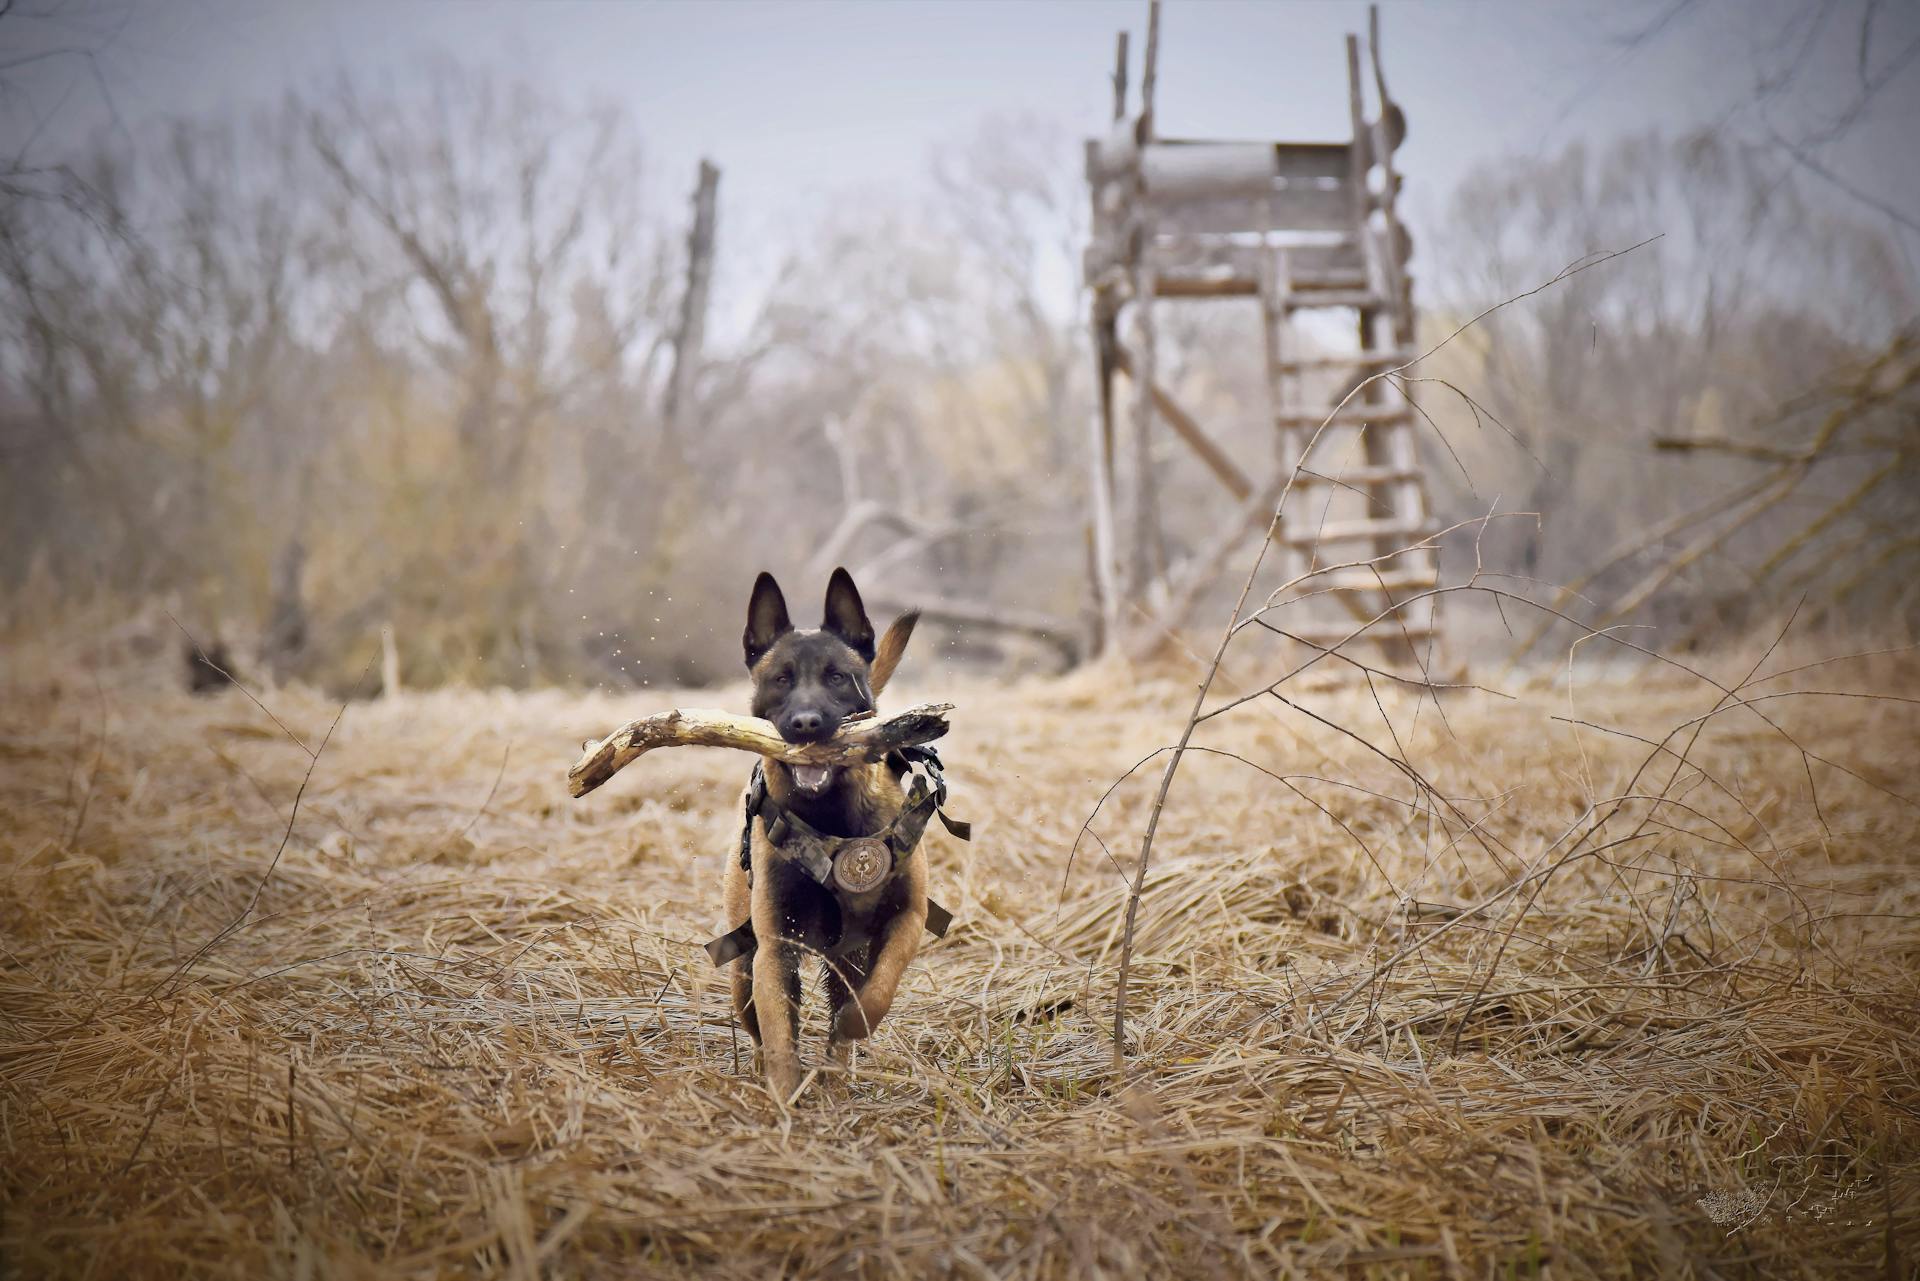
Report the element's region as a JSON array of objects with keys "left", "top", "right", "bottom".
[{"left": 831, "top": 838, "right": 891, "bottom": 894}]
